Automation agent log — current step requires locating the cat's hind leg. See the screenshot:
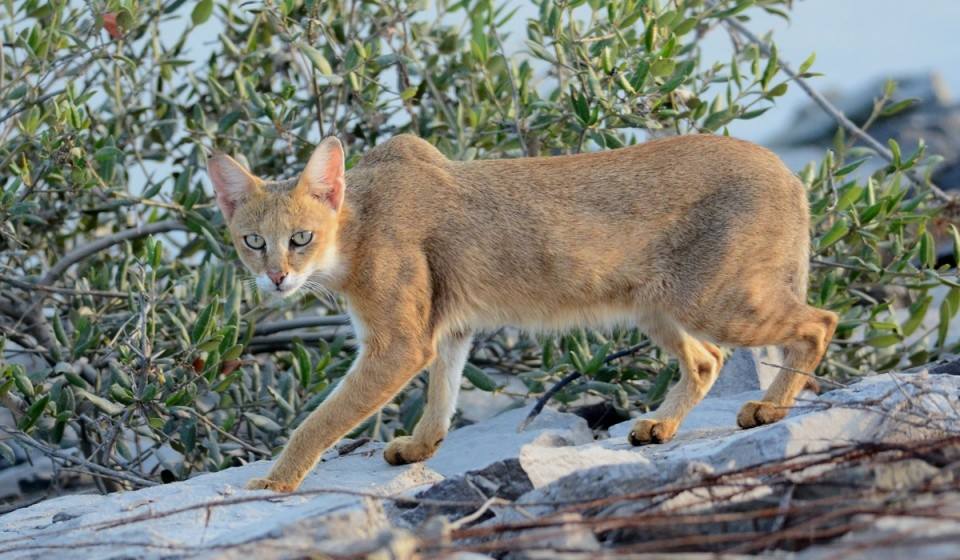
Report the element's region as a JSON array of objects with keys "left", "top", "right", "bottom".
[
  {"left": 384, "top": 330, "right": 473, "bottom": 465},
  {"left": 628, "top": 316, "right": 723, "bottom": 446},
  {"left": 735, "top": 305, "right": 837, "bottom": 428}
]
